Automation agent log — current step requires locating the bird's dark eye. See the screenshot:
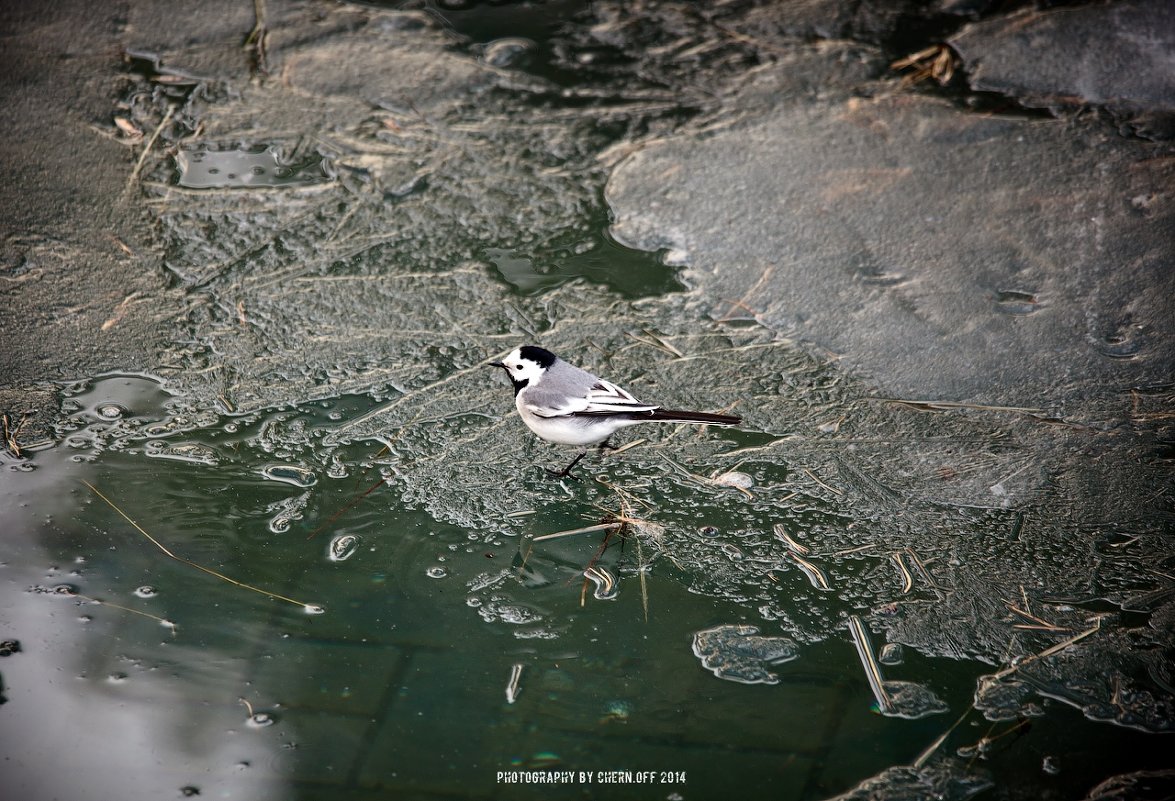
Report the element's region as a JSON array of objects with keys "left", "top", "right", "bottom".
[{"left": 515, "top": 365, "right": 523, "bottom": 371}]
